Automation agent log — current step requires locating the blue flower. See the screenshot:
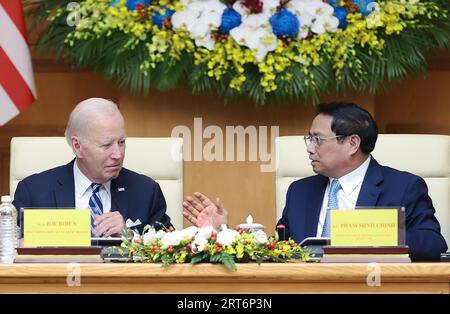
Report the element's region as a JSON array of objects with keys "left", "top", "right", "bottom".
[
  {"left": 353, "top": 0, "right": 376, "bottom": 16},
  {"left": 220, "top": 8, "right": 242, "bottom": 34},
  {"left": 152, "top": 7, "right": 174, "bottom": 29},
  {"left": 334, "top": 6, "right": 348, "bottom": 29},
  {"left": 109, "top": 0, "right": 121, "bottom": 7},
  {"left": 110, "top": 0, "right": 151, "bottom": 10},
  {"left": 270, "top": 9, "right": 300, "bottom": 39},
  {"left": 328, "top": 0, "right": 339, "bottom": 7}
]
